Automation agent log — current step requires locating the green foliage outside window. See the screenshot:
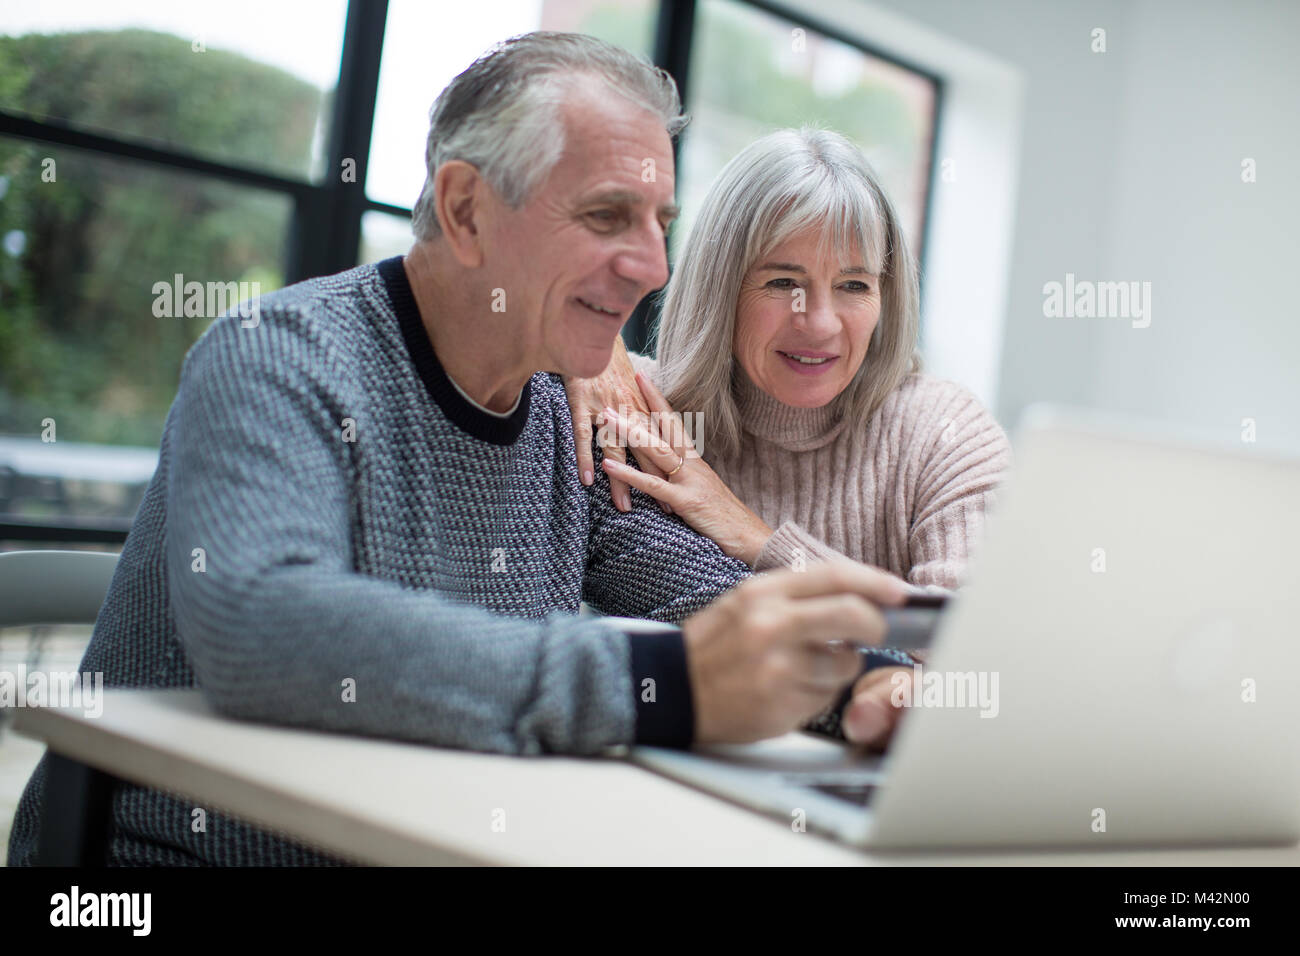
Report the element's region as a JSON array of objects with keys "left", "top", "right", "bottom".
[{"left": 0, "top": 30, "right": 322, "bottom": 447}]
